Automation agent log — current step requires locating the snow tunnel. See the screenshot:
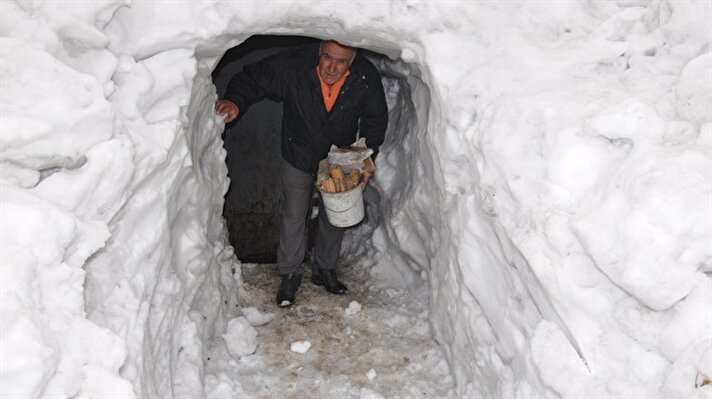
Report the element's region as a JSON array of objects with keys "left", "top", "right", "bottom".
[
  {"left": 211, "top": 35, "right": 428, "bottom": 266},
  {"left": 2, "top": 2, "right": 711, "bottom": 399}
]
